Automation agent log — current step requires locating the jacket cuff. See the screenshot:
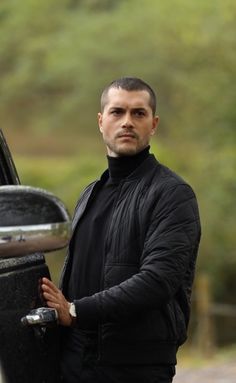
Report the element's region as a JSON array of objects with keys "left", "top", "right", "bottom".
[{"left": 74, "top": 296, "right": 100, "bottom": 329}]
